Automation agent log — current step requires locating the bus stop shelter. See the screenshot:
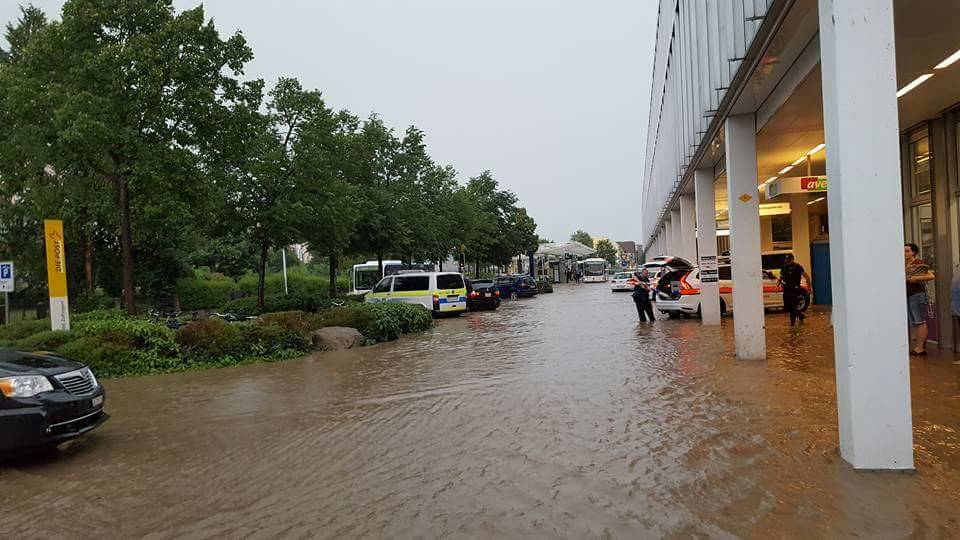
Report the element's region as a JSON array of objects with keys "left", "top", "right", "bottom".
[{"left": 535, "top": 241, "right": 596, "bottom": 283}]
